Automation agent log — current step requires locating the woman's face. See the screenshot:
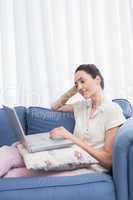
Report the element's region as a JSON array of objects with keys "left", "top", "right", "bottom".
[{"left": 74, "top": 70, "right": 101, "bottom": 99}]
